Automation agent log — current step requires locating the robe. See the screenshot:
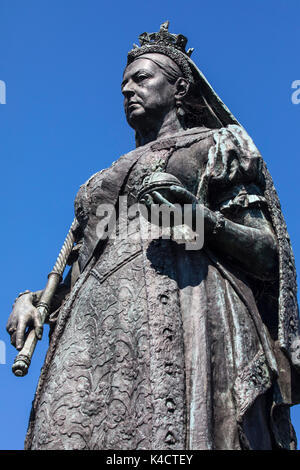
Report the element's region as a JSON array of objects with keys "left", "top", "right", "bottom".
[{"left": 25, "top": 125, "right": 300, "bottom": 450}]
